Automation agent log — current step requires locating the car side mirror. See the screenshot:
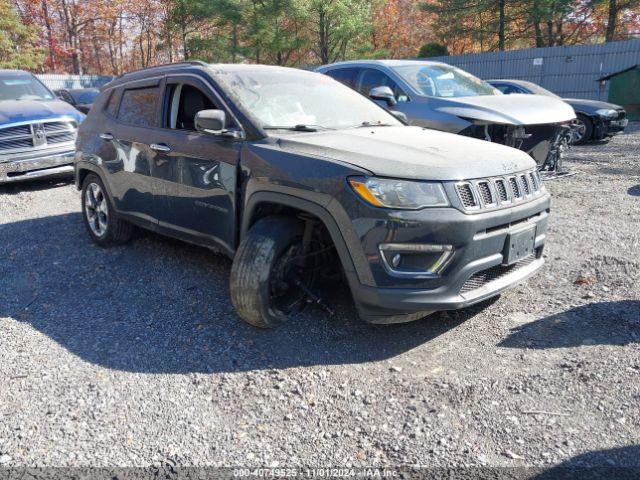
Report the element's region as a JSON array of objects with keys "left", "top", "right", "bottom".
[
  {"left": 195, "top": 109, "right": 227, "bottom": 133},
  {"left": 390, "top": 110, "right": 408, "bottom": 124},
  {"left": 369, "top": 86, "right": 397, "bottom": 106}
]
